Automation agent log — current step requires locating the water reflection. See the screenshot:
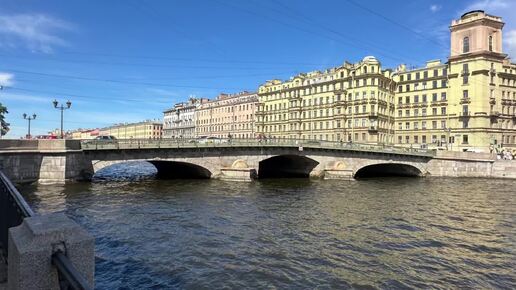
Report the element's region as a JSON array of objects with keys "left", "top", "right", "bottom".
[{"left": 17, "top": 163, "right": 516, "bottom": 289}]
